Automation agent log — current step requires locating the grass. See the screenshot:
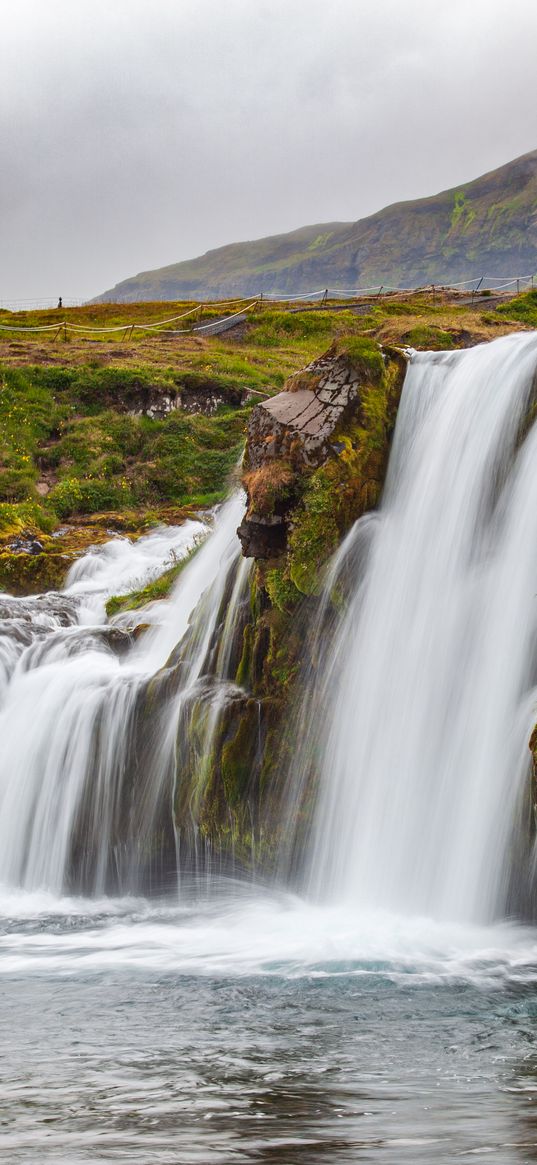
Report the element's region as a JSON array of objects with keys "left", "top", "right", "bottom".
[
  {"left": 496, "top": 289, "right": 537, "bottom": 327},
  {"left": 0, "top": 288, "right": 529, "bottom": 569}
]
